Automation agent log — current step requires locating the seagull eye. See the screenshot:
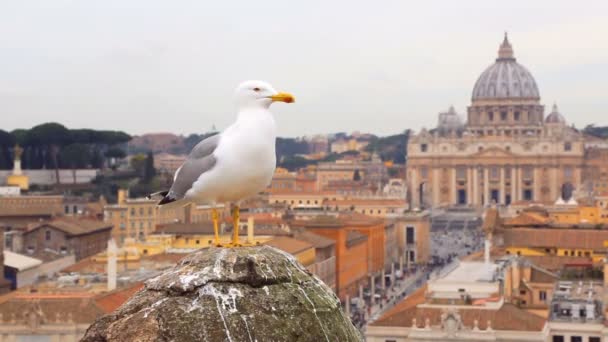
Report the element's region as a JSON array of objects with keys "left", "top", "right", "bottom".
[{"left": 253, "top": 87, "right": 261, "bottom": 92}]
